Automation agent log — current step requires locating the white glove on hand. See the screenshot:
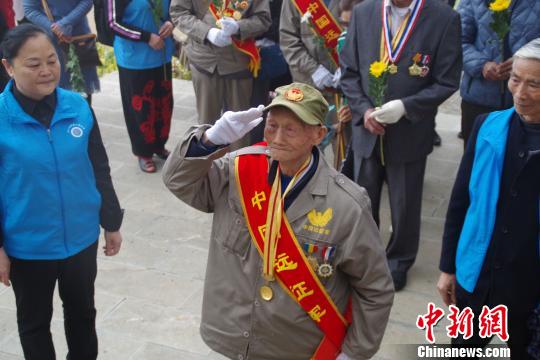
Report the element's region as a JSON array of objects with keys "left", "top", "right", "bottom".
[
  {"left": 336, "top": 352, "right": 351, "bottom": 360},
  {"left": 207, "top": 28, "right": 232, "bottom": 47},
  {"left": 220, "top": 17, "right": 240, "bottom": 36},
  {"left": 371, "top": 99, "right": 406, "bottom": 124},
  {"left": 311, "top": 65, "right": 334, "bottom": 90},
  {"left": 332, "top": 68, "right": 342, "bottom": 88},
  {"left": 205, "top": 105, "right": 265, "bottom": 145}
]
